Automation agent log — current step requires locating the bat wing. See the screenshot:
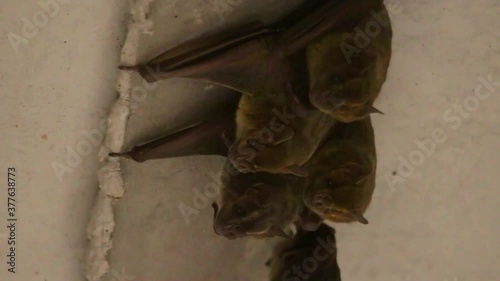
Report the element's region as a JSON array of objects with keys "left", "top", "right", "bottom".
[
  {"left": 133, "top": 21, "right": 282, "bottom": 96},
  {"left": 132, "top": 1, "right": 334, "bottom": 94},
  {"left": 137, "top": 33, "right": 286, "bottom": 96},
  {"left": 110, "top": 94, "right": 241, "bottom": 162},
  {"left": 147, "top": 22, "right": 273, "bottom": 68}
]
